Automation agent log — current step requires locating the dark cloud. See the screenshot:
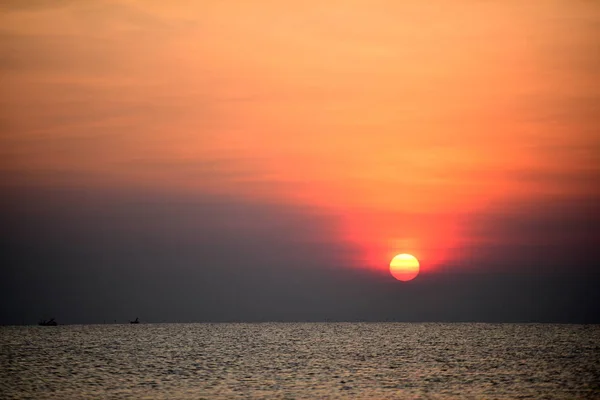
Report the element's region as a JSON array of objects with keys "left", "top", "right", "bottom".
[
  {"left": 1, "top": 182, "right": 599, "bottom": 325},
  {"left": 0, "top": 182, "right": 350, "bottom": 323},
  {"left": 460, "top": 196, "right": 600, "bottom": 274}
]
